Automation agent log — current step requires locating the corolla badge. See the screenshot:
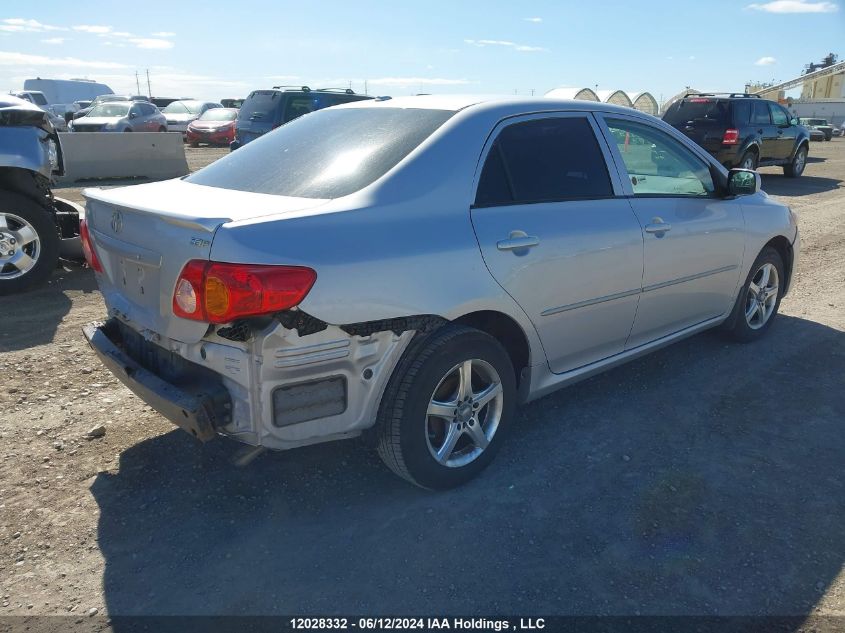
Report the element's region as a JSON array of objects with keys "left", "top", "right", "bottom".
[{"left": 110, "top": 211, "right": 123, "bottom": 234}]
